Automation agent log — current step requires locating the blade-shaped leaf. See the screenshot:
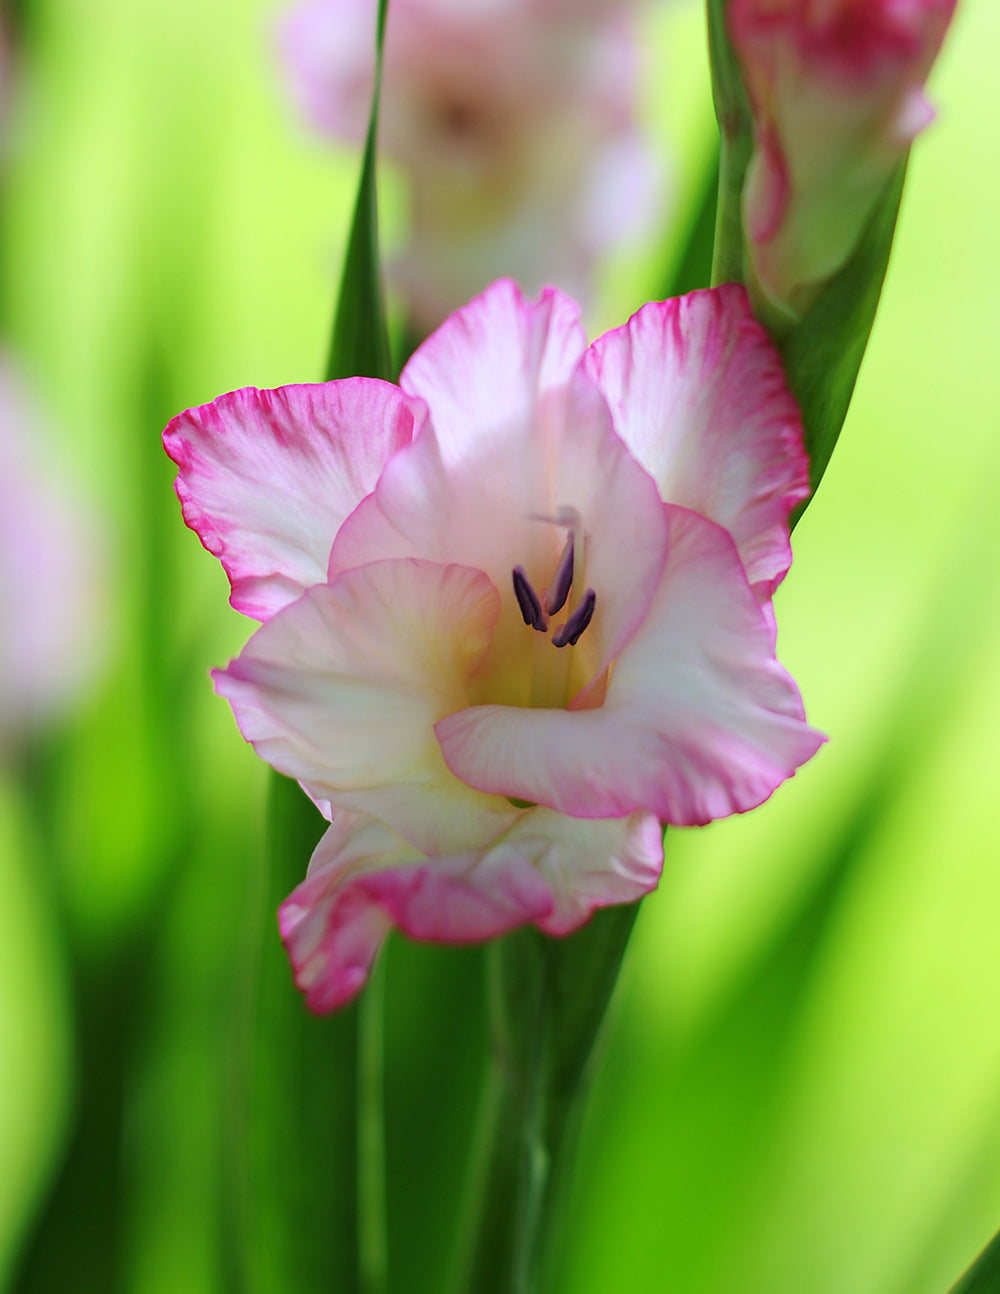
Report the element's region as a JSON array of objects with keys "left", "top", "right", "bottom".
[
  {"left": 783, "top": 164, "right": 906, "bottom": 514},
  {"left": 228, "top": 773, "right": 362, "bottom": 1294},
  {"left": 230, "top": 2, "right": 392, "bottom": 1290},
  {"left": 948, "top": 1229, "right": 1000, "bottom": 1294},
  {"left": 326, "top": 0, "right": 392, "bottom": 383}
]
